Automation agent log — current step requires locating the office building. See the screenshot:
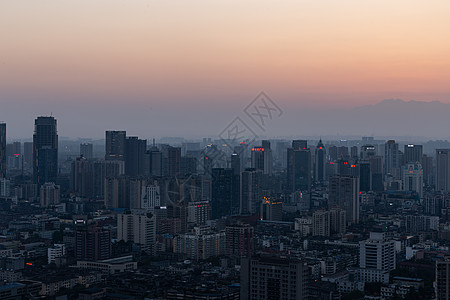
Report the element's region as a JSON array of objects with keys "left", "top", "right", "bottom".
[
  {"left": 92, "top": 160, "right": 124, "bottom": 198},
  {"left": 23, "top": 141, "right": 33, "bottom": 169},
  {"left": 33, "top": 116, "right": 58, "bottom": 187},
  {"left": 360, "top": 145, "right": 376, "bottom": 160},
  {"left": 402, "top": 162, "right": 423, "bottom": 197},
  {"left": 105, "top": 131, "right": 126, "bottom": 160},
  {"left": 187, "top": 201, "right": 211, "bottom": 225},
  {"left": 148, "top": 145, "right": 163, "bottom": 176},
  {"left": 240, "top": 256, "right": 309, "bottom": 300},
  {"left": 404, "top": 144, "right": 423, "bottom": 164},
  {"left": 117, "top": 211, "right": 156, "bottom": 253},
  {"left": 260, "top": 197, "right": 283, "bottom": 221},
  {"left": 251, "top": 142, "right": 272, "bottom": 175},
  {"left": 167, "top": 146, "right": 181, "bottom": 177},
  {"left": 329, "top": 206, "right": 346, "bottom": 235},
  {"left": 141, "top": 184, "right": 161, "bottom": 212},
  {"left": 359, "top": 232, "right": 396, "bottom": 283},
  {"left": 328, "top": 175, "right": 360, "bottom": 224}
]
